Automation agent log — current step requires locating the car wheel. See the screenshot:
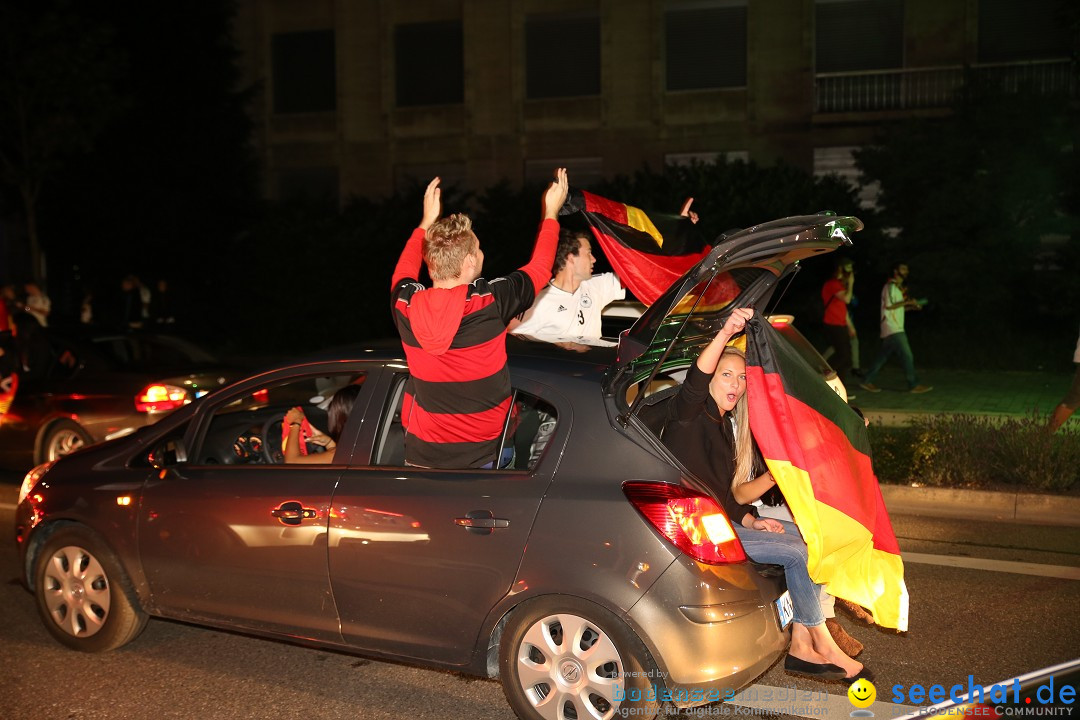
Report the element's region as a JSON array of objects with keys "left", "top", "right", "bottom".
[
  {"left": 40, "top": 420, "right": 92, "bottom": 463},
  {"left": 33, "top": 526, "right": 148, "bottom": 652},
  {"left": 499, "top": 596, "right": 674, "bottom": 720}
]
